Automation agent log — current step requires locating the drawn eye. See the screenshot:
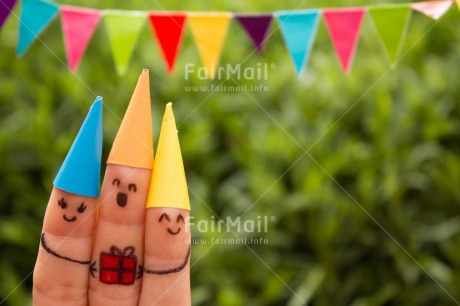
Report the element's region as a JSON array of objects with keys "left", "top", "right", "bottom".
[
  {"left": 77, "top": 203, "right": 87, "bottom": 213},
  {"left": 177, "top": 214, "right": 185, "bottom": 223},
  {"left": 58, "top": 198, "right": 67, "bottom": 209},
  {"left": 159, "top": 213, "right": 171, "bottom": 222},
  {"left": 128, "top": 184, "right": 137, "bottom": 192},
  {"left": 112, "top": 178, "right": 121, "bottom": 187}
]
